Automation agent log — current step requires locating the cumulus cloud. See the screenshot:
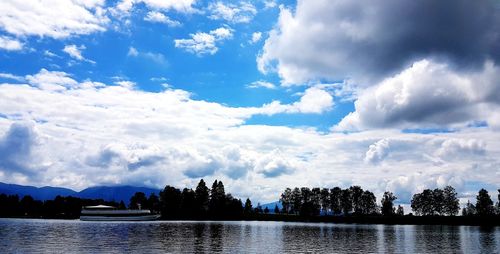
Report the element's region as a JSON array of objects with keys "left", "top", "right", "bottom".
[
  {"left": 144, "top": 11, "right": 181, "bottom": 27},
  {"left": 208, "top": 2, "right": 257, "bottom": 23},
  {"left": 174, "top": 27, "right": 233, "bottom": 55},
  {"left": 0, "top": 0, "right": 108, "bottom": 39},
  {"left": 260, "top": 86, "right": 333, "bottom": 114},
  {"left": 63, "top": 44, "right": 95, "bottom": 64},
  {"left": 0, "top": 36, "right": 23, "bottom": 51},
  {"left": 25, "top": 69, "right": 79, "bottom": 91},
  {"left": 258, "top": 0, "right": 500, "bottom": 85},
  {"left": 364, "top": 139, "right": 390, "bottom": 164},
  {"left": 256, "top": 149, "right": 298, "bottom": 178},
  {"left": 1, "top": 69, "right": 499, "bottom": 205},
  {"left": 335, "top": 59, "right": 500, "bottom": 131},
  {"left": 435, "top": 138, "right": 486, "bottom": 160},
  {"left": 250, "top": 32, "right": 262, "bottom": 44}
]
